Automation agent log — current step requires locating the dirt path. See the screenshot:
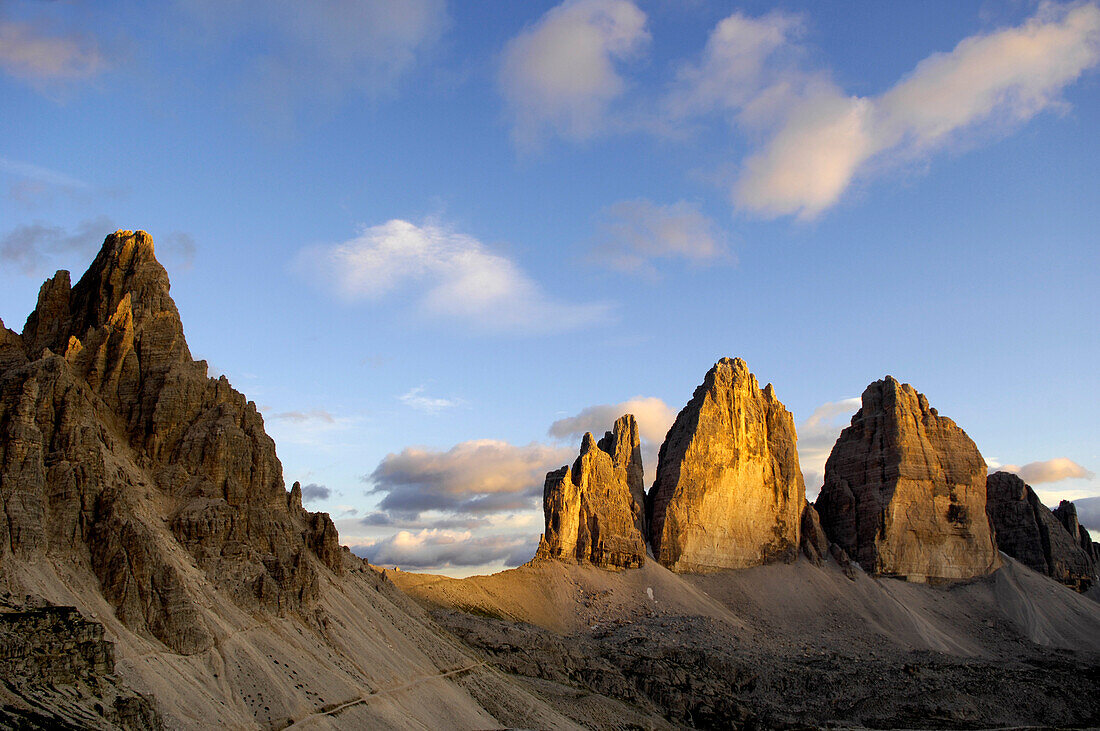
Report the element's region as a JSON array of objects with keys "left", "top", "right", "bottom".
[{"left": 281, "top": 661, "right": 488, "bottom": 729}]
